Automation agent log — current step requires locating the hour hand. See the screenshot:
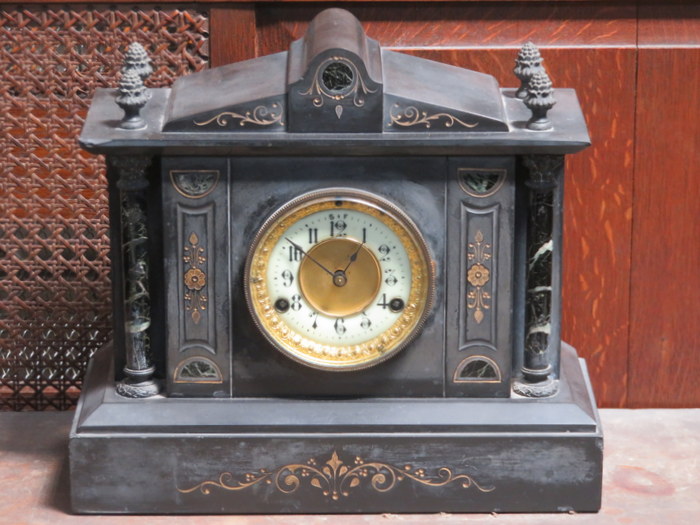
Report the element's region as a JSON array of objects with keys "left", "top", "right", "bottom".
[
  {"left": 343, "top": 240, "right": 365, "bottom": 273},
  {"left": 285, "top": 238, "right": 334, "bottom": 277}
]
